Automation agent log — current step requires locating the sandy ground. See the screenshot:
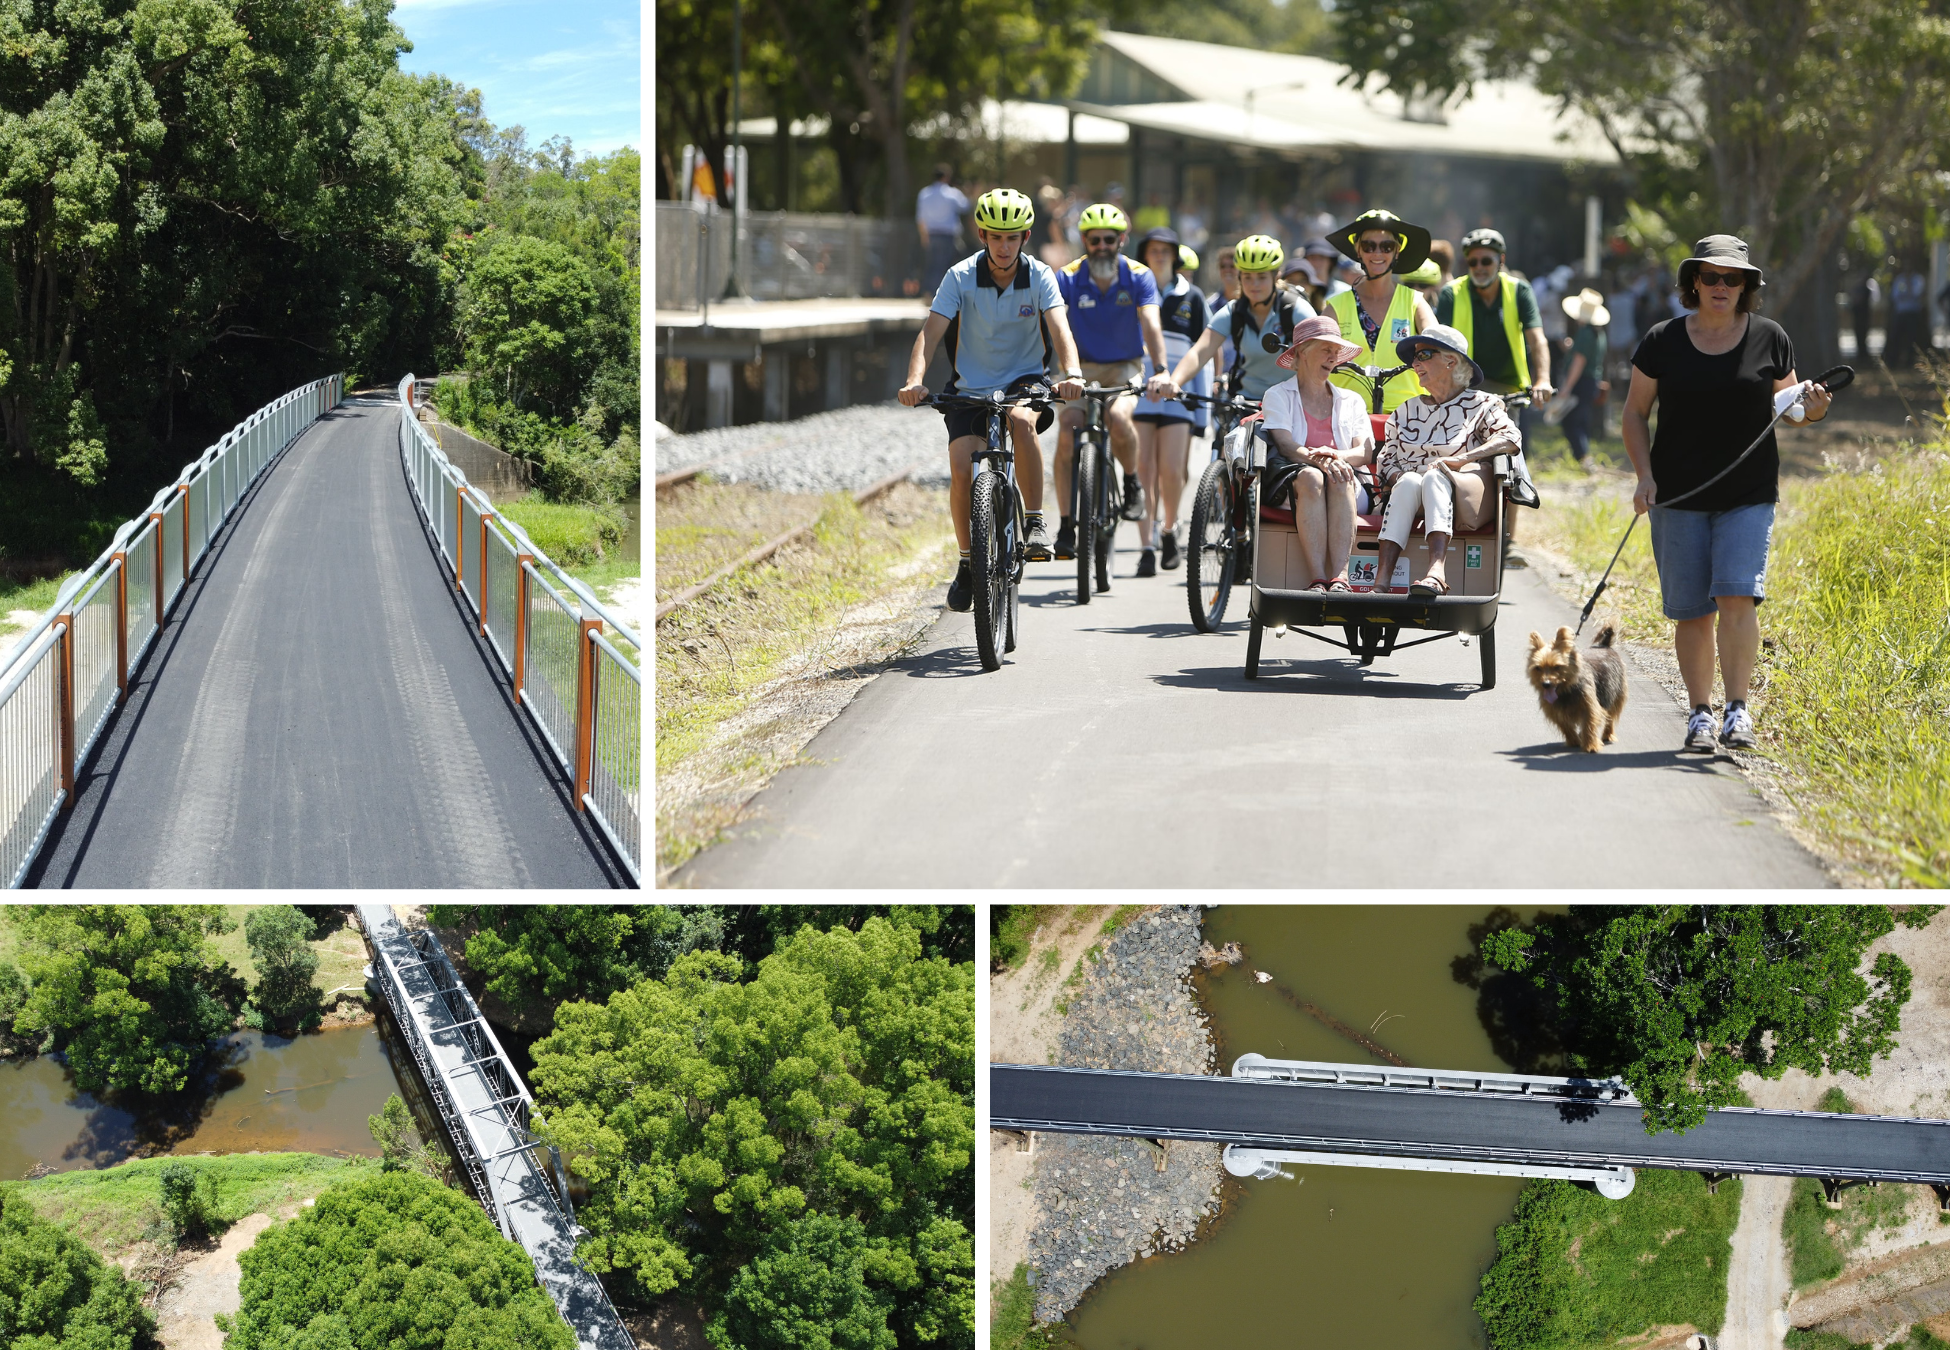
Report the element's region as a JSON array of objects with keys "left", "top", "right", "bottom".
[
  {"left": 987, "top": 907, "right": 1134, "bottom": 1302},
  {"left": 603, "top": 576, "right": 643, "bottom": 636},
  {"left": 152, "top": 1210, "right": 280, "bottom": 1348},
  {"left": 1721, "top": 1176, "right": 1794, "bottom": 1350}
]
